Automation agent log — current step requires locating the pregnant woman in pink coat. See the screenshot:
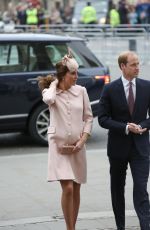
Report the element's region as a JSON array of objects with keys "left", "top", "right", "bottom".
[{"left": 38, "top": 52, "right": 93, "bottom": 230}]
